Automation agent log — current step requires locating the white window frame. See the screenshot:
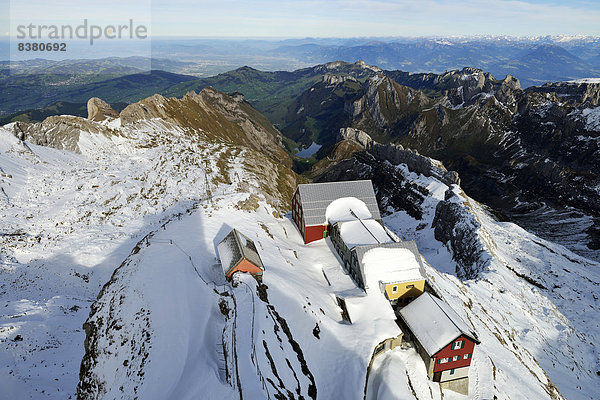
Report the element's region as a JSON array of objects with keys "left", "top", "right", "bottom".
[
  {"left": 452, "top": 340, "right": 464, "bottom": 350},
  {"left": 392, "top": 285, "right": 398, "bottom": 293}
]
